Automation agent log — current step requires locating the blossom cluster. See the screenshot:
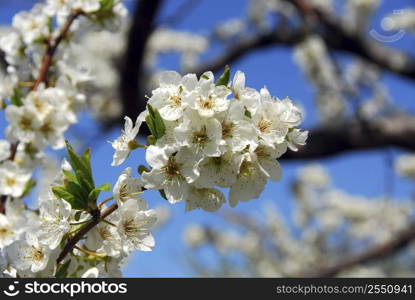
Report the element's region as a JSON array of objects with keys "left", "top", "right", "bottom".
[
  {"left": 111, "top": 69, "right": 307, "bottom": 211},
  {"left": 0, "top": 0, "right": 161, "bottom": 278},
  {"left": 0, "top": 0, "right": 309, "bottom": 278}
]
